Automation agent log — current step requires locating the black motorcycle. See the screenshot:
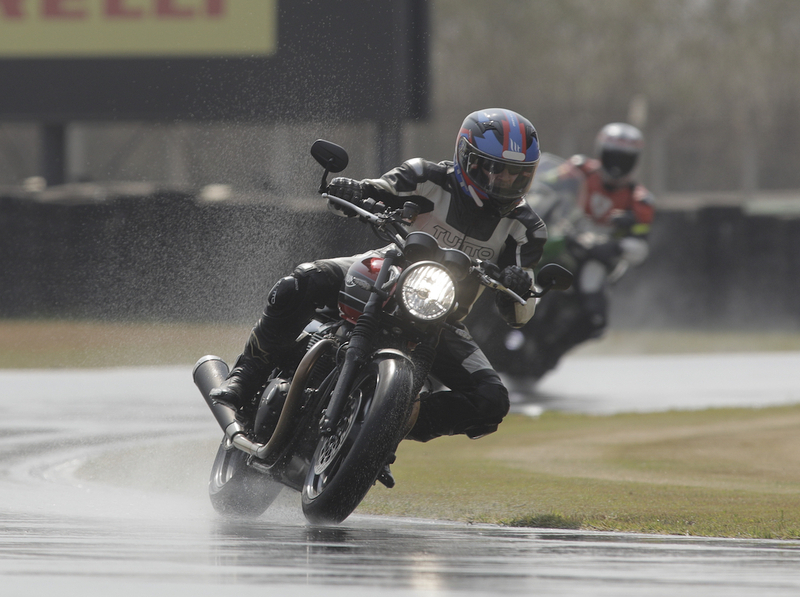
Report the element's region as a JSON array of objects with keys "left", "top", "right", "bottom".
[{"left": 193, "top": 140, "right": 572, "bottom": 525}]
